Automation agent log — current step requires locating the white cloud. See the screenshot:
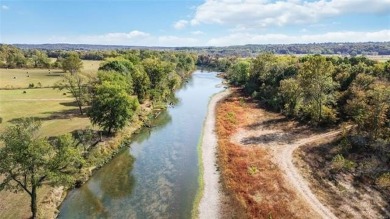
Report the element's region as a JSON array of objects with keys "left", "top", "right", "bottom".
[
  {"left": 1, "top": 5, "right": 9, "bottom": 10},
  {"left": 174, "top": 20, "right": 189, "bottom": 29},
  {"left": 206, "top": 29, "right": 390, "bottom": 46},
  {"left": 189, "top": 0, "right": 390, "bottom": 28},
  {"left": 191, "top": 30, "right": 204, "bottom": 35}
]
